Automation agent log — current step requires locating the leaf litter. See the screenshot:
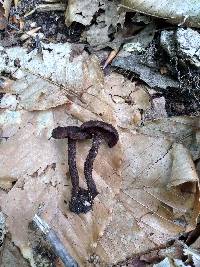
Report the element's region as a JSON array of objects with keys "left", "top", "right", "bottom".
[{"left": 0, "top": 0, "right": 200, "bottom": 266}]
